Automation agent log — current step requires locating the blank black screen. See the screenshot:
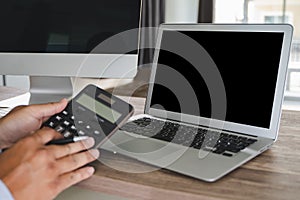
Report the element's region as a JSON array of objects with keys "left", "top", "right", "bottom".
[
  {"left": 150, "top": 30, "right": 284, "bottom": 128},
  {"left": 0, "top": 0, "right": 140, "bottom": 53}
]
